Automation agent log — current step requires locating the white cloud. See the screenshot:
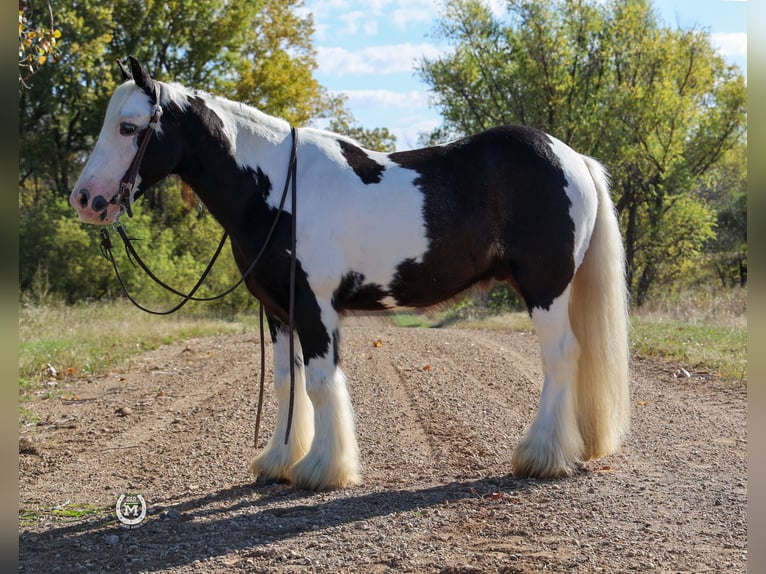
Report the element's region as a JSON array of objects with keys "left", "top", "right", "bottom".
[
  {"left": 485, "top": 0, "right": 507, "bottom": 19},
  {"left": 390, "top": 114, "right": 442, "bottom": 150},
  {"left": 332, "top": 89, "right": 431, "bottom": 110},
  {"left": 334, "top": 91, "right": 441, "bottom": 150},
  {"left": 340, "top": 10, "right": 379, "bottom": 36},
  {"left": 392, "top": 8, "right": 433, "bottom": 30},
  {"left": 305, "top": 0, "right": 445, "bottom": 38},
  {"left": 711, "top": 32, "right": 747, "bottom": 57},
  {"left": 316, "top": 43, "right": 444, "bottom": 76},
  {"left": 364, "top": 20, "right": 379, "bottom": 35}
]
